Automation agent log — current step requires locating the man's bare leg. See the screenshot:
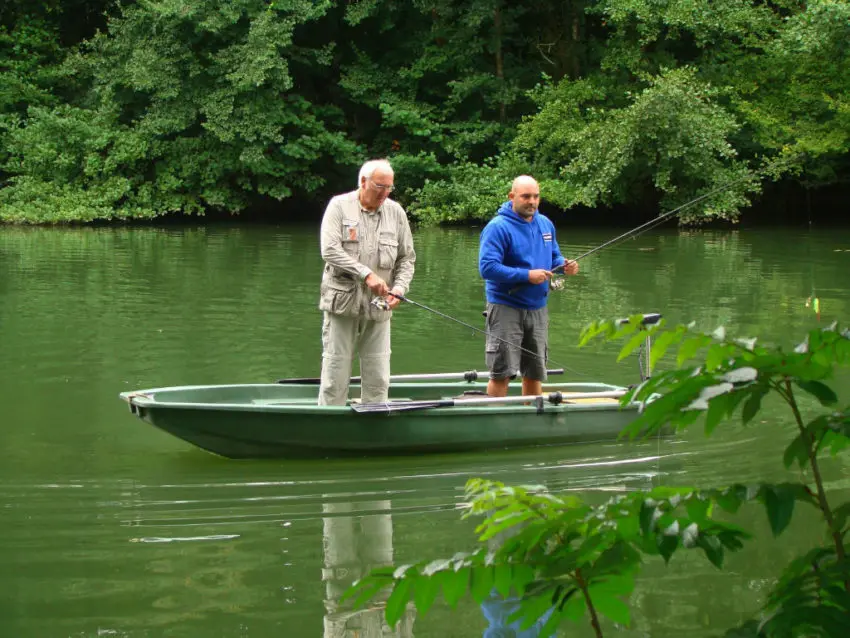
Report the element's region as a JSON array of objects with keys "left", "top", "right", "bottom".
[
  {"left": 487, "top": 377, "right": 510, "bottom": 397},
  {"left": 522, "top": 377, "right": 542, "bottom": 397}
]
